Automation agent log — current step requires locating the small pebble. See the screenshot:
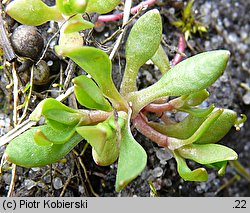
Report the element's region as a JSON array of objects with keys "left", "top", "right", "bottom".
[
  {"left": 53, "top": 177, "right": 63, "bottom": 190},
  {"left": 43, "top": 175, "right": 51, "bottom": 184},
  {"left": 11, "top": 25, "right": 44, "bottom": 60},
  {"left": 242, "top": 92, "right": 250, "bottom": 105},
  {"left": 24, "top": 179, "right": 37, "bottom": 190},
  {"left": 156, "top": 148, "right": 173, "bottom": 165},
  {"left": 152, "top": 167, "right": 163, "bottom": 178}
]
